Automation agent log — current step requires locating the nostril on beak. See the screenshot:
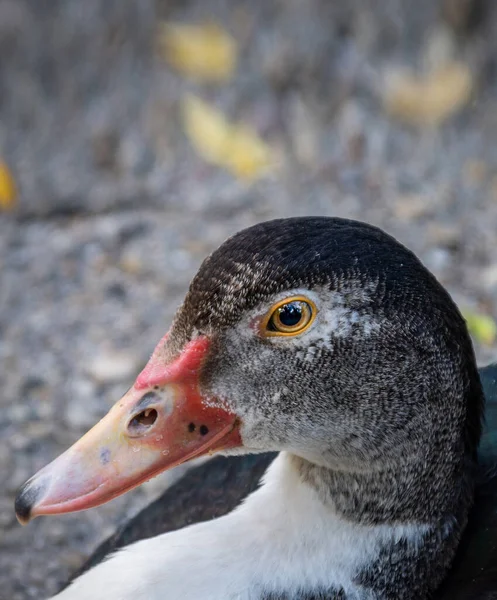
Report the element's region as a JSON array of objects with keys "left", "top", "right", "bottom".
[{"left": 127, "top": 408, "right": 158, "bottom": 436}]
